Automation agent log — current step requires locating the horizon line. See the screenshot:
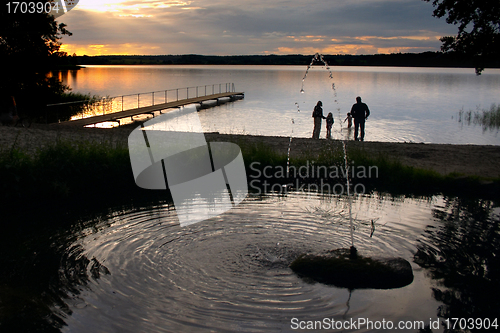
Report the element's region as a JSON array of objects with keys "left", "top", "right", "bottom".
[{"left": 75, "top": 51, "right": 441, "bottom": 57}]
